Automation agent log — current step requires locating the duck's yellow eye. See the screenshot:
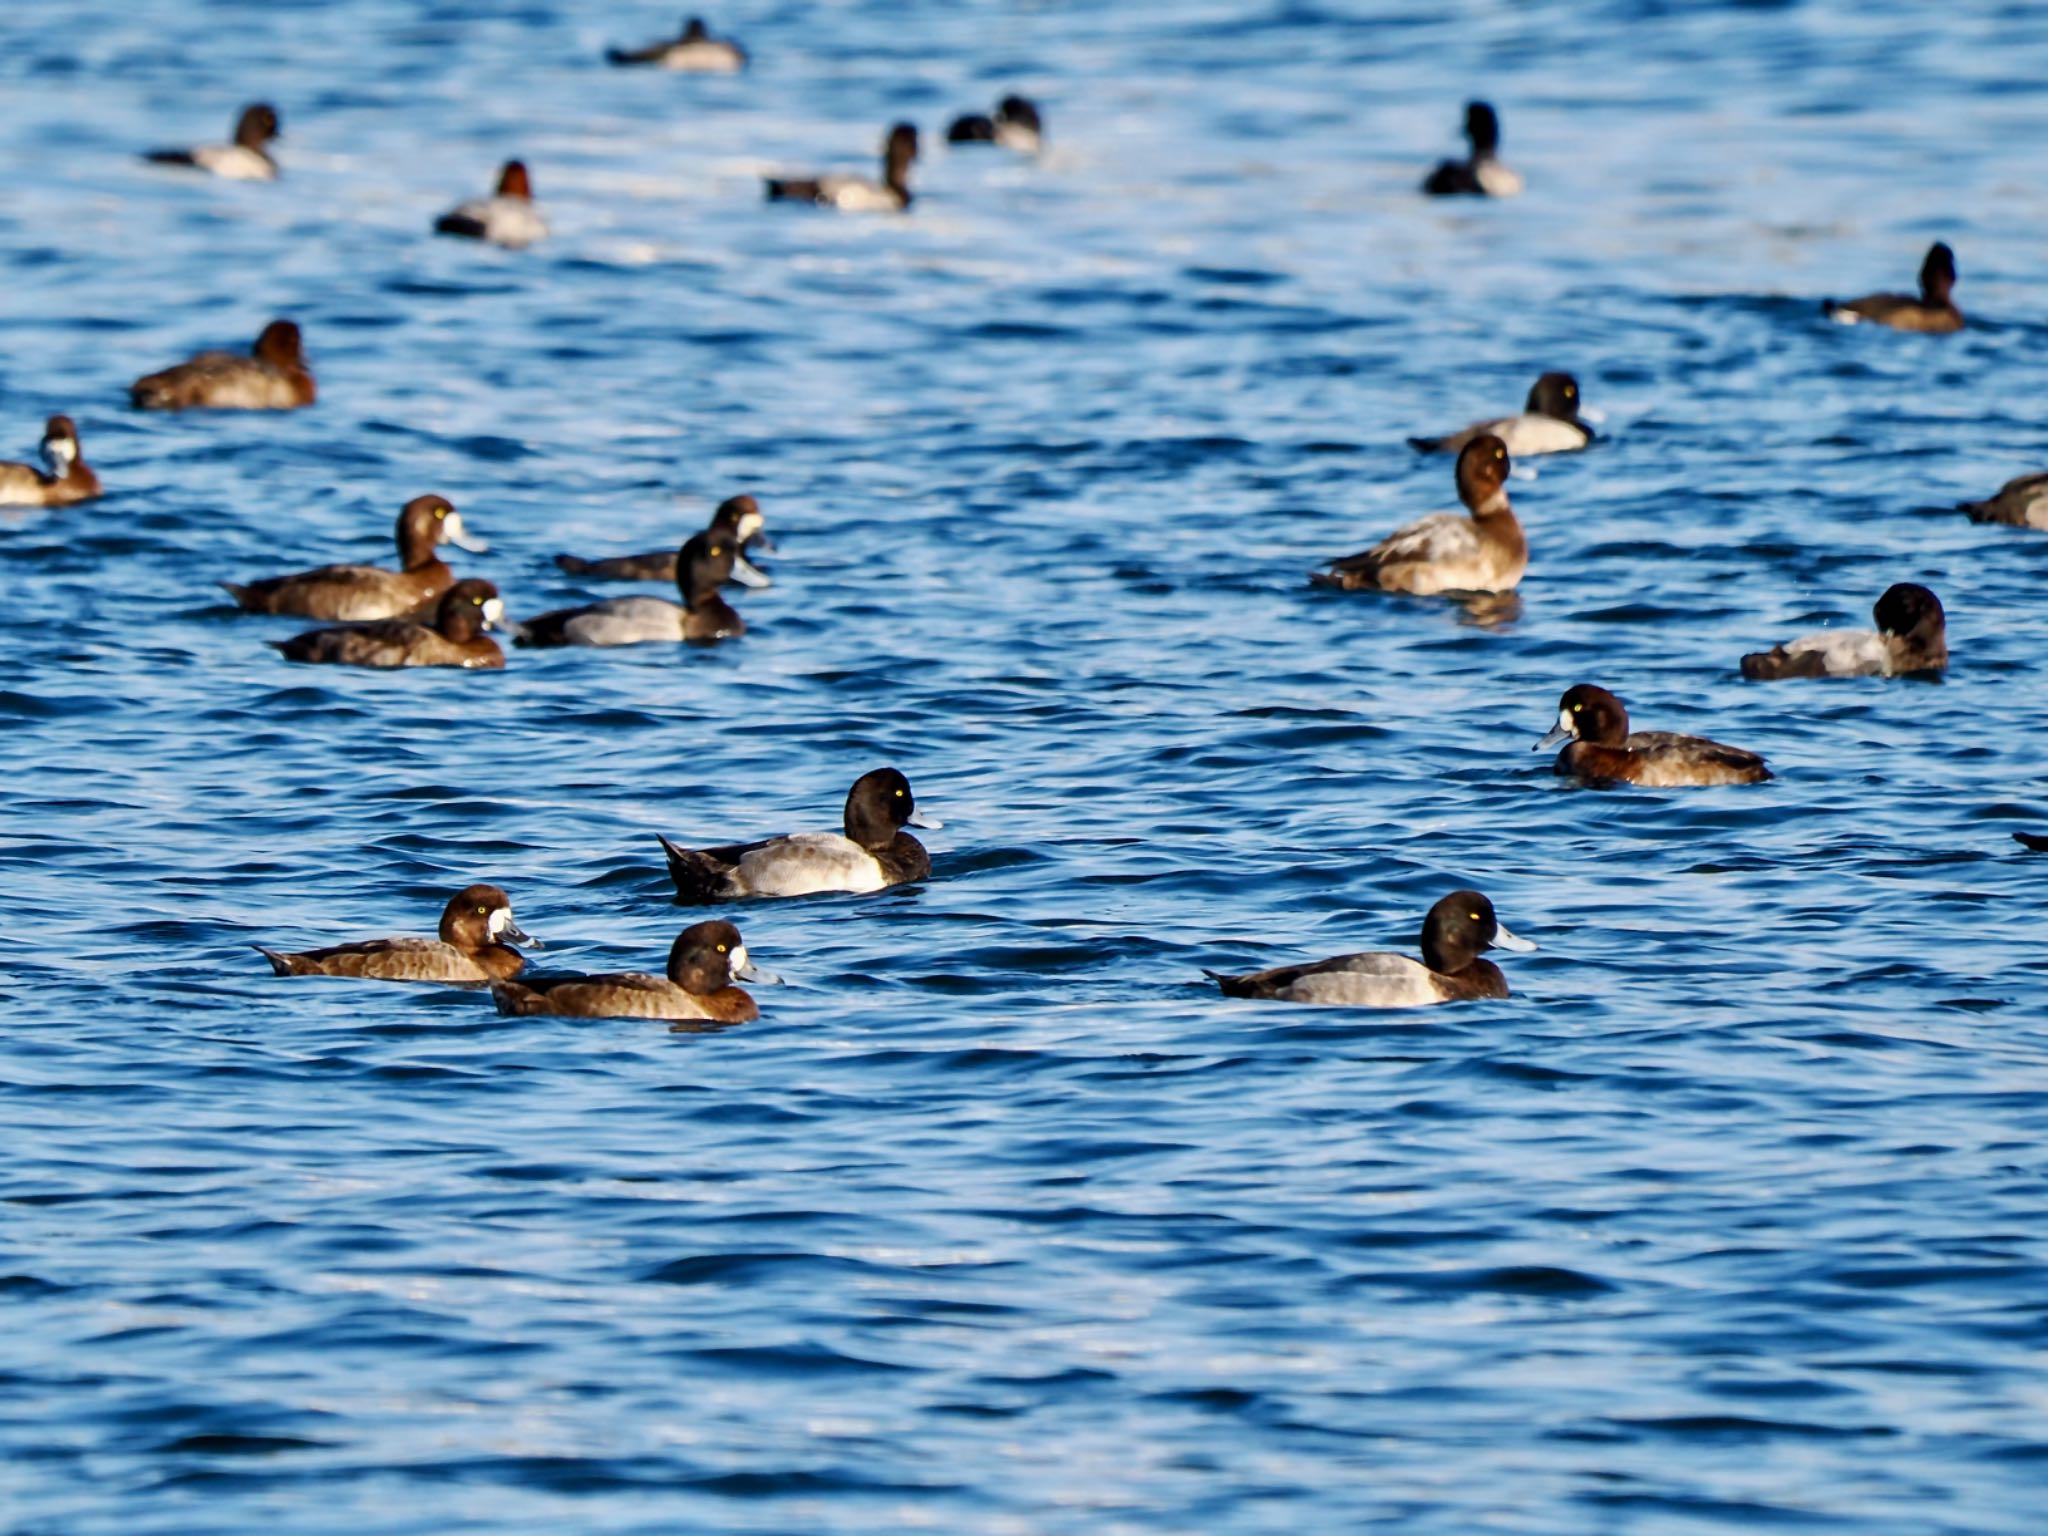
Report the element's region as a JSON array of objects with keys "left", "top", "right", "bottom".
[
  {"left": 1572, "top": 702, "right": 1582, "bottom": 712},
  {"left": 435, "top": 509, "right": 446, "bottom": 519},
  {"left": 476, "top": 906, "right": 486, "bottom": 915},
  {"left": 895, "top": 789, "right": 904, "bottom": 797},
  {"left": 1469, "top": 912, "right": 1481, "bottom": 921},
  {"left": 716, "top": 943, "right": 727, "bottom": 953},
  {"left": 472, "top": 595, "right": 483, "bottom": 604}
]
